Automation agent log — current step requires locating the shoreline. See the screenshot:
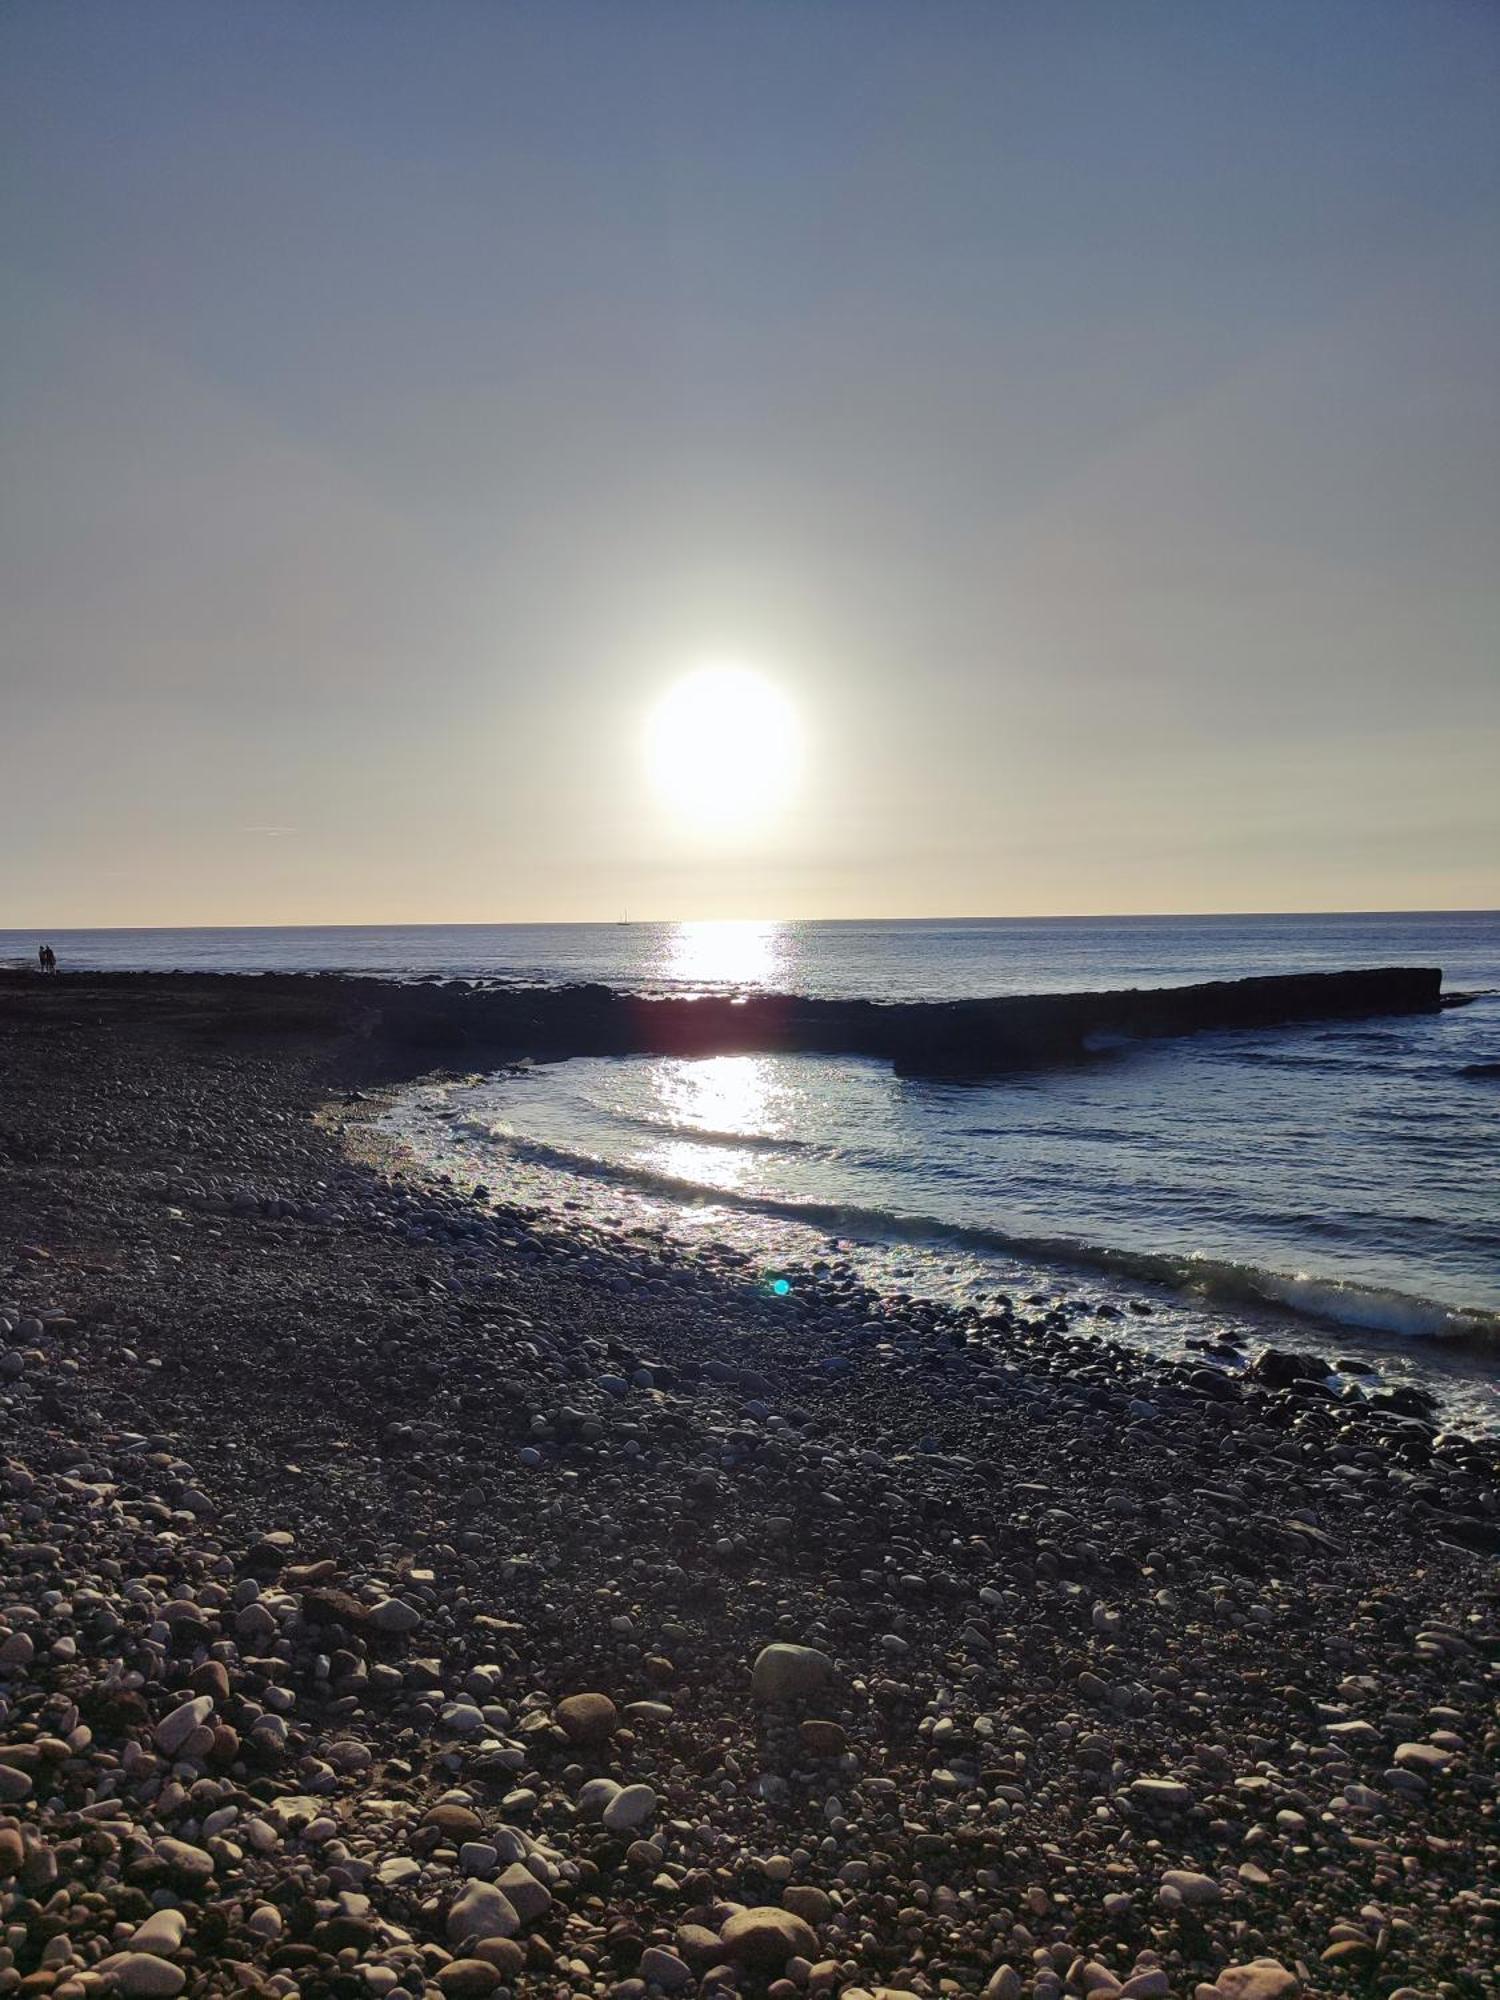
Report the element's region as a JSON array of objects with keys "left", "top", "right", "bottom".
[
  {"left": 381, "top": 1073, "right": 1500, "bottom": 1435},
  {"left": 2, "top": 977, "right": 1498, "bottom": 2000}
]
